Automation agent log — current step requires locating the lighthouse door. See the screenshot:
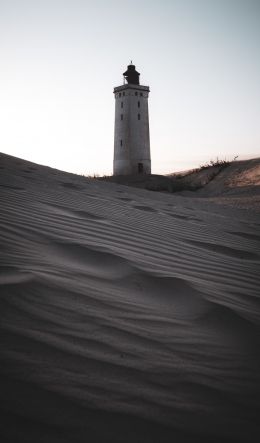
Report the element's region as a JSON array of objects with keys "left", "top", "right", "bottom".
[{"left": 138, "top": 163, "right": 144, "bottom": 174}]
